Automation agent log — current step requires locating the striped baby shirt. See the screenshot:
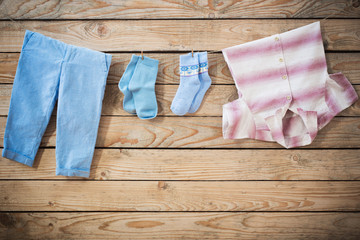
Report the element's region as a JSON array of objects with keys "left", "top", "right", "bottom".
[{"left": 222, "top": 22, "right": 358, "bottom": 148}]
